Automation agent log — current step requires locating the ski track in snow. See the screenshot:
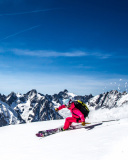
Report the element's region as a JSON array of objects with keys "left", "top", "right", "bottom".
[{"left": 0, "top": 118, "right": 128, "bottom": 160}]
